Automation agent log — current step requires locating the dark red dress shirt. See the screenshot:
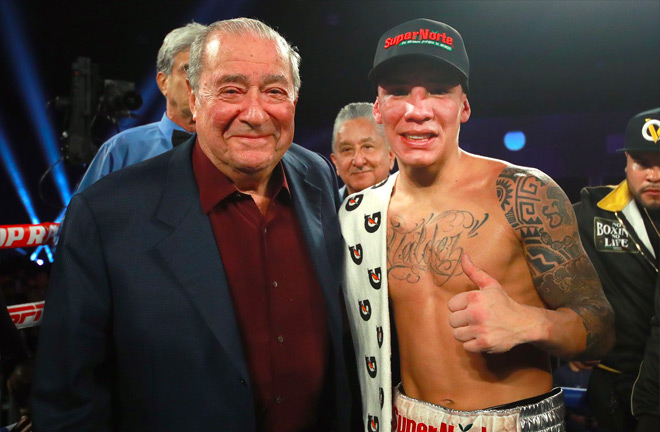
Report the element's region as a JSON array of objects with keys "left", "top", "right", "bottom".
[{"left": 192, "top": 142, "right": 331, "bottom": 432}]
